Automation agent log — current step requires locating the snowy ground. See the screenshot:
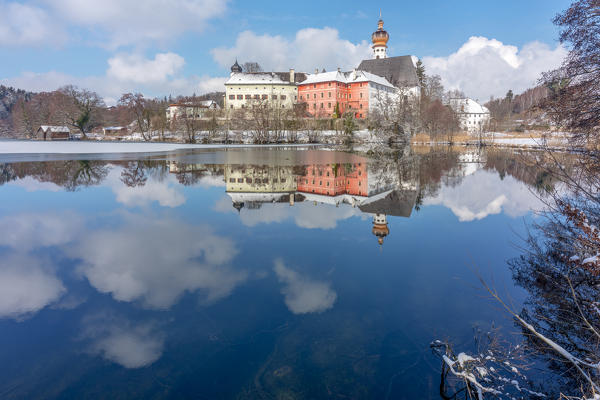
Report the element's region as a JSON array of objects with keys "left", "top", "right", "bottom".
[{"left": 0, "top": 140, "right": 313, "bottom": 155}]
